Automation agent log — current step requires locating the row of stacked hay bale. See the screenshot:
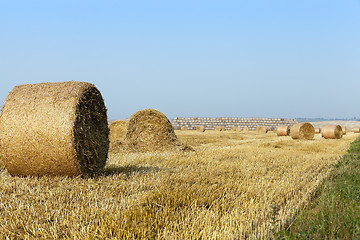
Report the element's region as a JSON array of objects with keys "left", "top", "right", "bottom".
[
  {"left": 172, "top": 117, "right": 298, "bottom": 131},
  {"left": 277, "top": 123, "right": 359, "bottom": 140},
  {"left": 0, "top": 81, "right": 189, "bottom": 177}
]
